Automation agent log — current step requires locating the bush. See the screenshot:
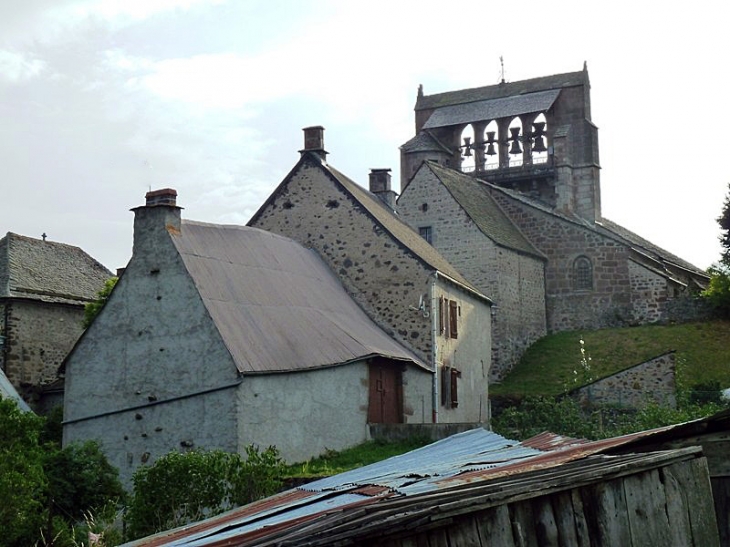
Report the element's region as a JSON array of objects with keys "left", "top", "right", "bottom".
[{"left": 125, "top": 446, "right": 285, "bottom": 540}]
